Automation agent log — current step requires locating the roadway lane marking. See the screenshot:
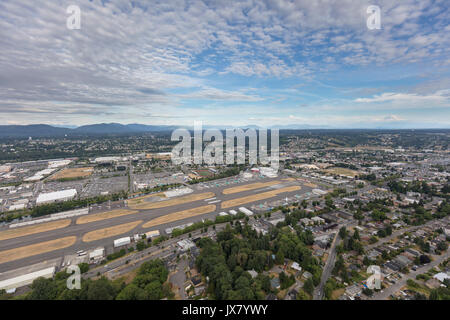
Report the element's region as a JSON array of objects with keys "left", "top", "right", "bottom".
[
  {"left": 0, "top": 219, "right": 72, "bottom": 241},
  {"left": 142, "top": 205, "right": 216, "bottom": 229},
  {"left": 0, "top": 236, "right": 77, "bottom": 264},
  {"left": 221, "top": 185, "right": 301, "bottom": 209},
  {"left": 82, "top": 220, "right": 143, "bottom": 242}
]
